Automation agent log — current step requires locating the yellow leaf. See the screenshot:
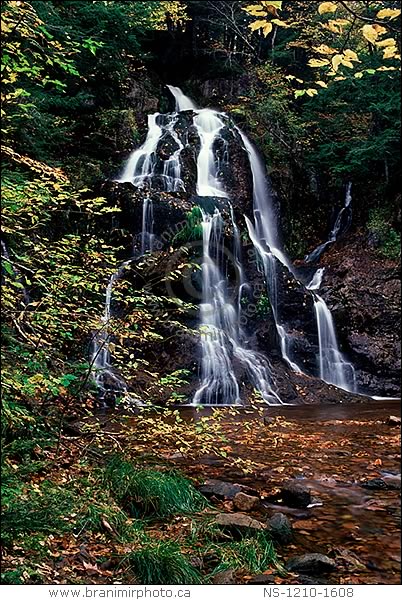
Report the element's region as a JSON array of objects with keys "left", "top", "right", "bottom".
[
  {"left": 377, "top": 66, "right": 397, "bottom": 71},
  {"left": 249, "top": 19, "right": 268, "bottom": 31},
  {"left": 316, "top": 80, "right": 328, "bottom": 88},
  {"left": 334, "top": 76, "right": 346, "bottom": 81},
  {"left": 354, "top": 72, "right": 364, "bottom": 79},
  {"left": 362, "top": 24, "right": 379, "bottom": 44},
  {"left": 262, "top": 22, "right": 273, "bottom": 36},
  {"left": 376, "top": 38, "right": 398, "bottom": 47},
  {"left": 318, "top": 2, "right": 338, "bottom": 15},
  {"left": 244, "top": 7, "right": 267, "bottom": 17},
  {"left": 306, "top": 88, "right": 319, "bottom": 97},
  {"left": 332, "top": 54, "right": 343, "bottom": 71},
  {"left": 271, "top": 18, "right": 289, "bottom": 27},
  {"left": 383, "top": 45, "right": 398, "bottom": 59},
  {"left": 341, "top": 59, "right": 354, "bottom": 68},
  {"left": 344, "top": 49, "right": 360, "bottom": 62},
  {"left": 326, "top": 20, "right": 343, "bottom": 33},
  {"left": 373, "top": 24, "right": 387, "bottom": 35},
  {"left": 376, "top": 8, "right": 401, "bottom": 20},
  {"left": 309, "top": 58, "right": 331, "bottom": 67},
  {"left": 262, "top": 1, "right": 283, "bottom": 9},
  {"left": 313, "top": 44, "right": 338, "bottom": 55}
]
